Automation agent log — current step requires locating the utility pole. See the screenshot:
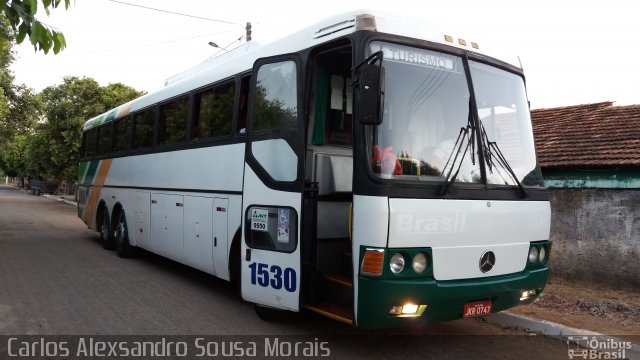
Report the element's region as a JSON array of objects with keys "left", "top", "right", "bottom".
[{"left": 245, "top": 22, "right": 252, "bottom": 41}]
